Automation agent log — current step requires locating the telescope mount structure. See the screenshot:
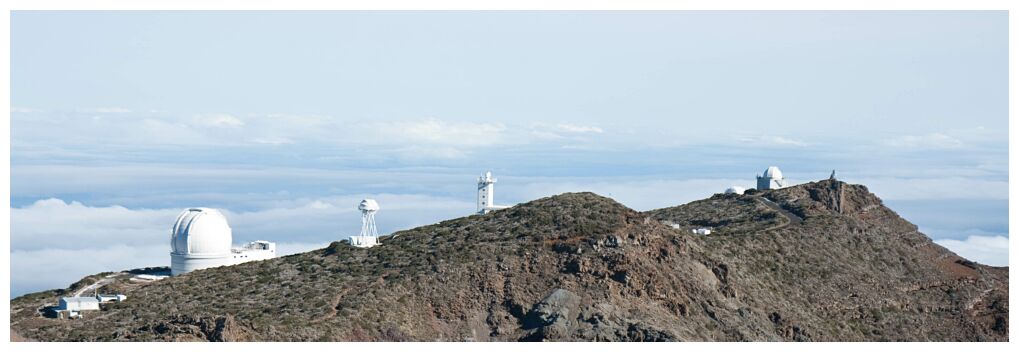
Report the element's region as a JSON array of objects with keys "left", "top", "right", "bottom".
[{"left": 349, "top": 199, "right": 380, "bottom": 248}]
